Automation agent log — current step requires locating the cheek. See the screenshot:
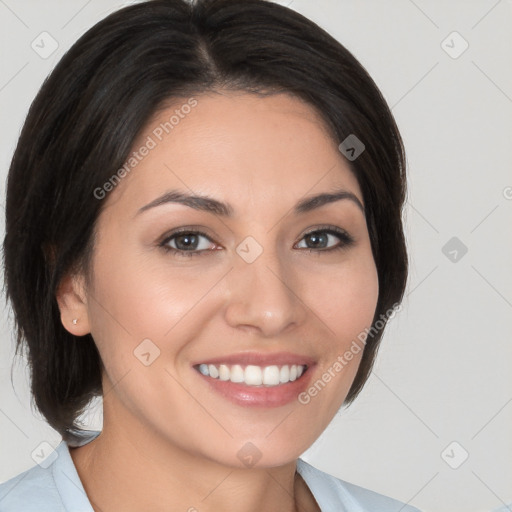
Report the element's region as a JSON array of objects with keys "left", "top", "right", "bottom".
[
  {"left": 299, "top": 249, "right": 378, "bottom": 408},
  {"left": 85, "top": 241, "right": 230, "bottom": 396},
  {"left": 307, "top": 252, "right": 379, "bottom": 344},
  {"left": 87, "top": 241, "right": 200, "bottom": 340},
  {"left": 294, "top": 260, "right": 378, "bottom": 430}
]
